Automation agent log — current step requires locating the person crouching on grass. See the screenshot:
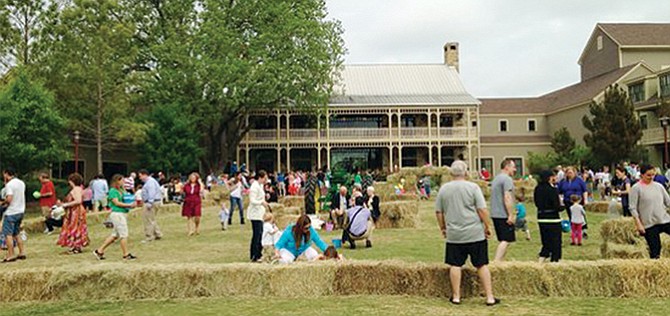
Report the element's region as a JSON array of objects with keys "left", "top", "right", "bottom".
[
  {"left": 435, "top": 160, "right": 499, "bottom": 306},
  {"left": 93, "top": 174, "right": 137, "bottom": 260}
]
